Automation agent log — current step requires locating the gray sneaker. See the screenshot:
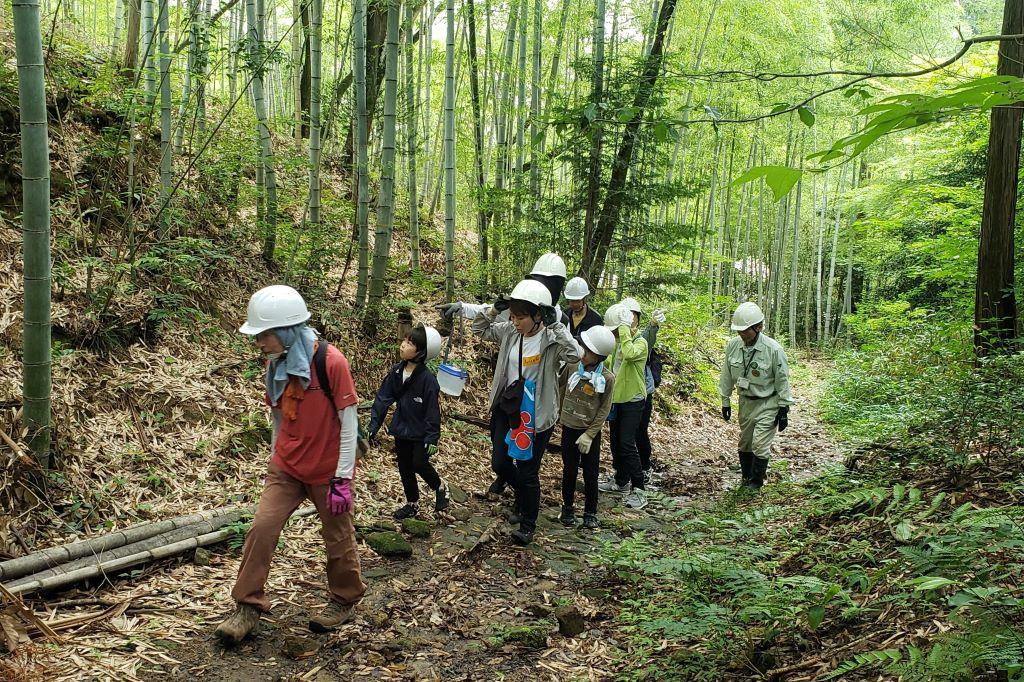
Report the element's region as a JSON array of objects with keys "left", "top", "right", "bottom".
[
  {"left": 623, "top": 488, "right": 648, "bottom": 510},
  {"left": 598, "top": 477, "right": 630, "bottom": 494}
]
